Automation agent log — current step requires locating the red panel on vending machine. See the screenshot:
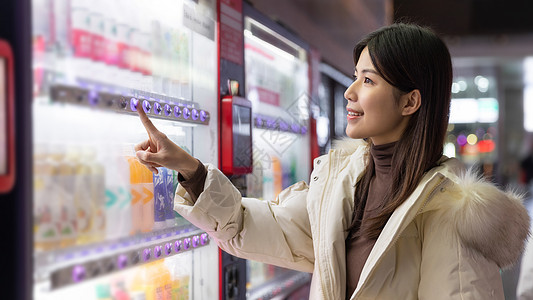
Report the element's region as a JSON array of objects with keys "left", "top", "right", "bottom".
[
  {"left": 221, "top": 94, "right": 253, "bottom": 175},
  {"left": 0, "top": 39, "right": 15, "bottom": 193}
]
